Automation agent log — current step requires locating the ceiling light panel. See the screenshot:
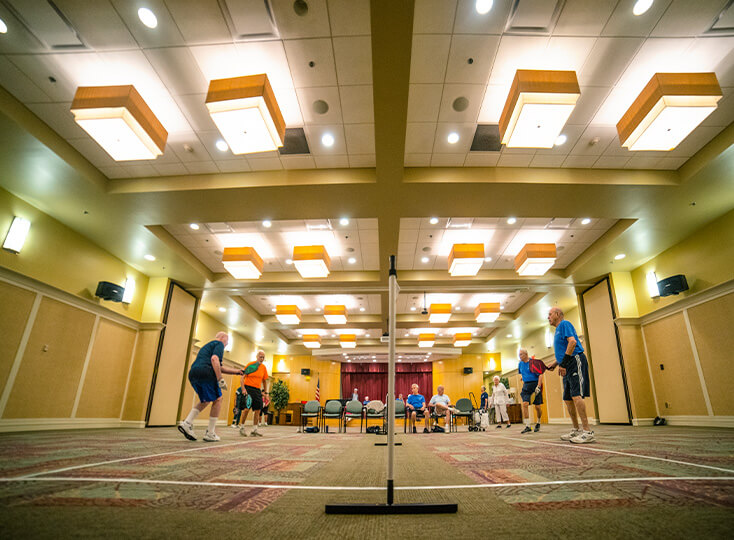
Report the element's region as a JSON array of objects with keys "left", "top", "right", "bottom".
[
  {"left": 339, "top": 334, "right": 357, "bottom": 348},
  {"left": 222, "top": 246, "right": 264, "bottom": 279},
  {"left": 324, "top": 305, "right": 347, "bottom": 325},
  {"left": 514, "top": 243, "right": 557, "bottom": 276},
  {"left": 302, "top": 334, "right": 321, "bottom": 349},
  {"left": 475, "top": 303, "right": 501, "bottom": 323},
  {"left": 293, "top": 245, "right": 331, "bottom": 278},
  {"left": 453, "top": 333, "right": 472, "bottom": 347},
  {"left": 448, "top": 243, "right": 485, "bottom": 276},
  {"left": 428, "top": 304, "right": 452, "bottom": 324},
  {"left": 275, "top": 305, "right": 302, "bottom": 325},
  {"left": 418, "top": 333, "right": 436, "bottom": 348}
]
